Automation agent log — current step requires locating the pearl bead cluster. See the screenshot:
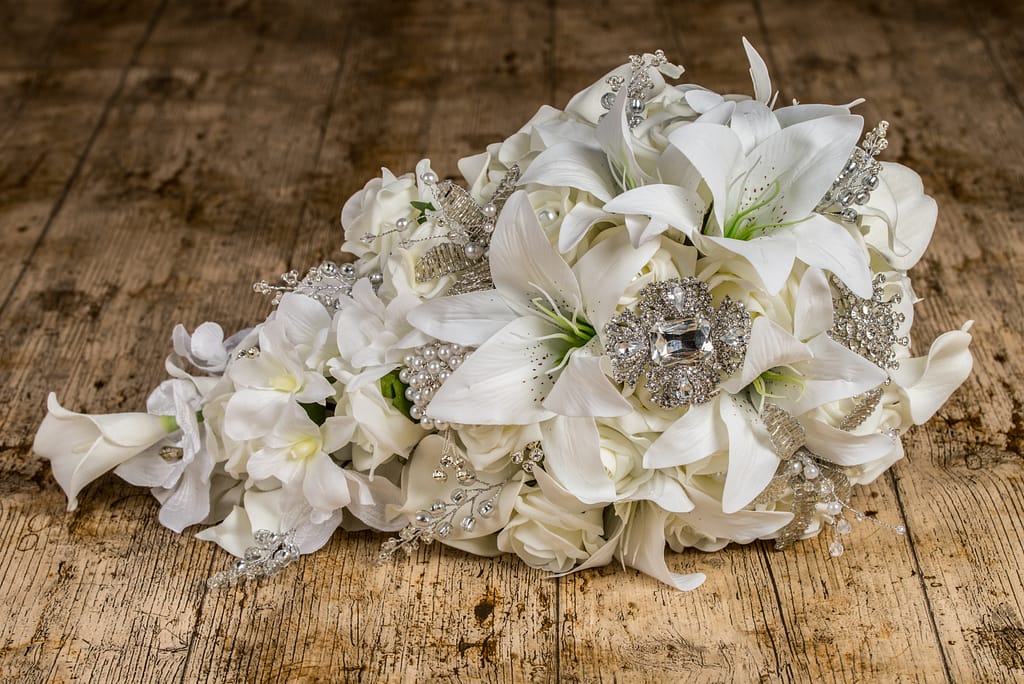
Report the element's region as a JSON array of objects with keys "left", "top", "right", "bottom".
[
  {"left": 207, "top": 529, "right": 300, "bottom": 588},
  {"left": 398, "top": 341, "right": 472, "bottom": 428}
]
